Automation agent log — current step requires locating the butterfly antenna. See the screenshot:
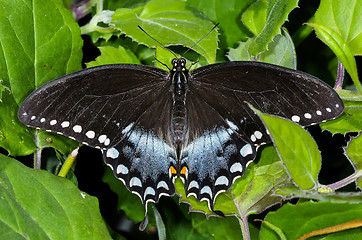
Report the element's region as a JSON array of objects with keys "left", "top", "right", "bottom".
[
  {"left": 183, "top": 23, "right": 219, "bottom": 56},
  {"left": 138, "top": 25, "right": 178, "bottom": 59},
  {"left": 155, "top": 58, "right": 171, "bottom": 70}
]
